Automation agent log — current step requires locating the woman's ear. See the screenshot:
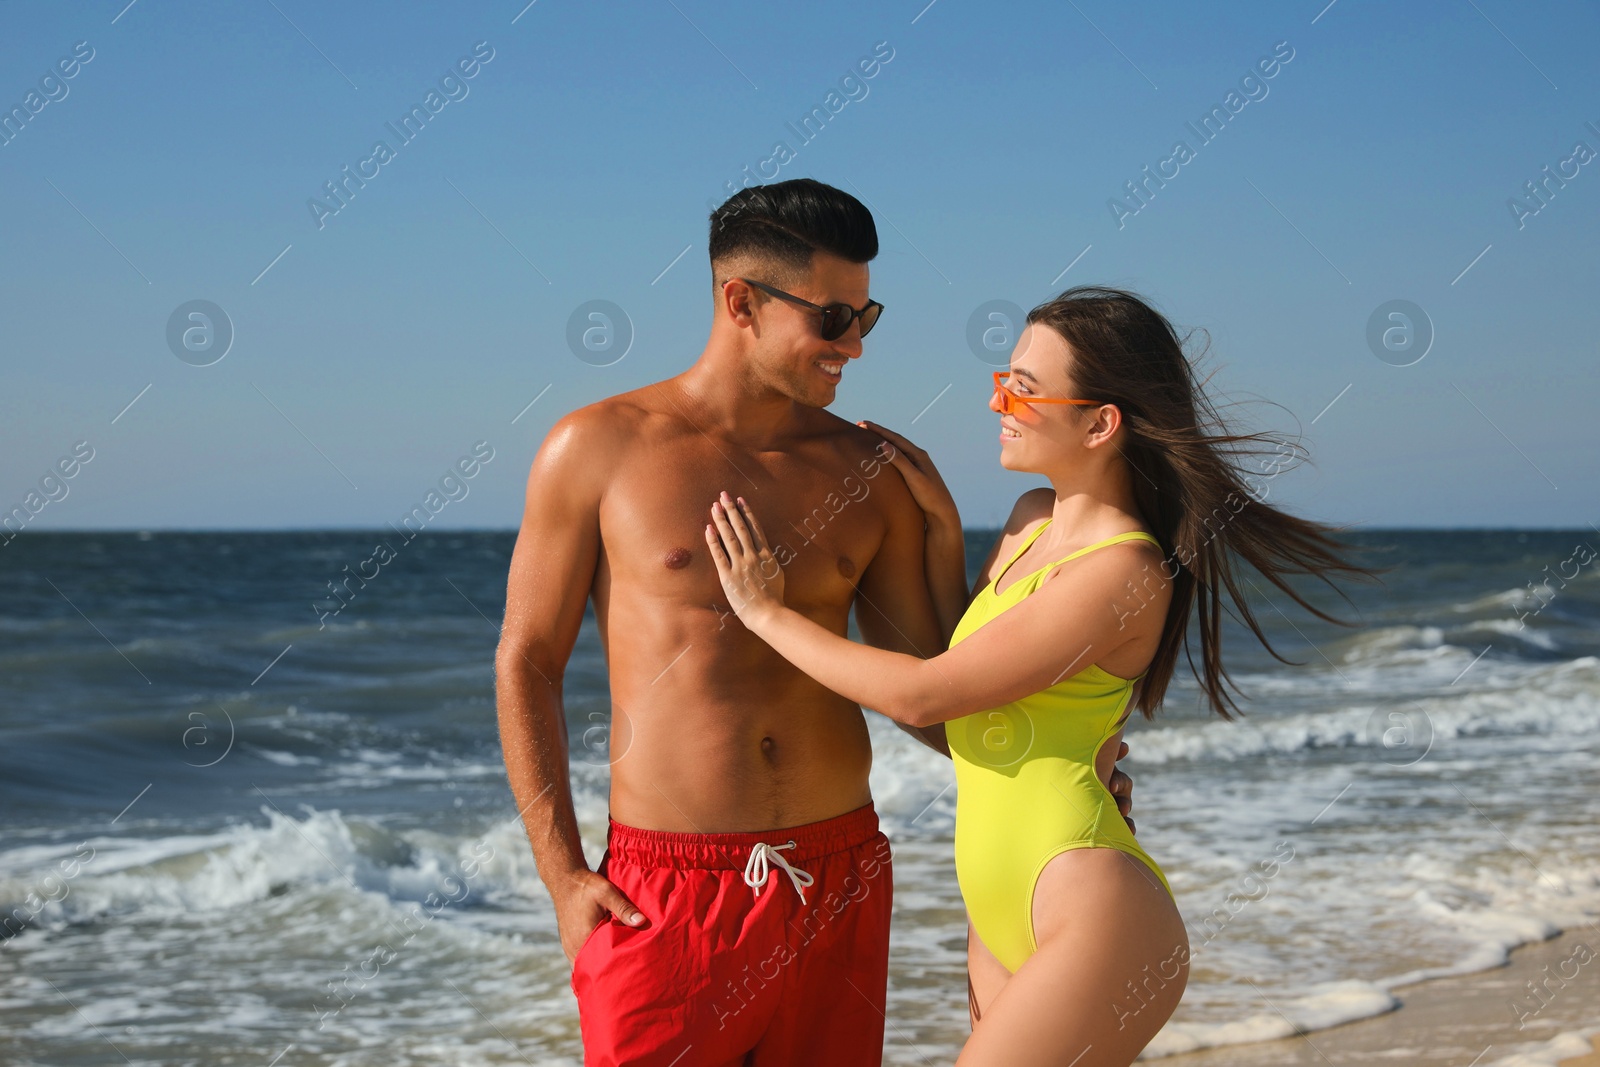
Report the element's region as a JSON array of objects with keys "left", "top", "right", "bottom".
[{"left": 1083, "top": 403, "right": 1124, "bottom": 448}]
